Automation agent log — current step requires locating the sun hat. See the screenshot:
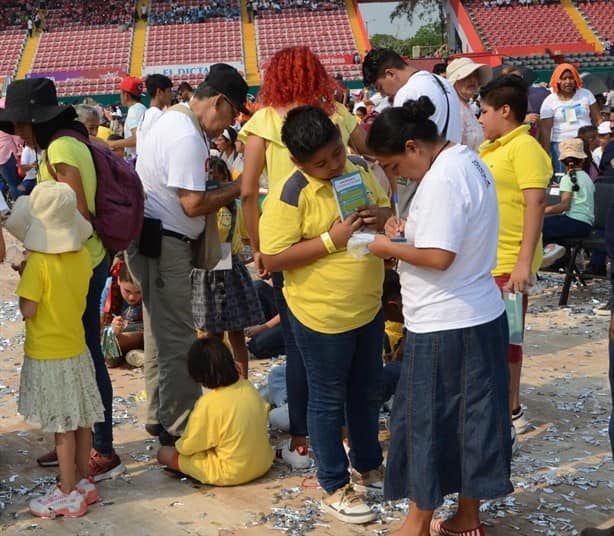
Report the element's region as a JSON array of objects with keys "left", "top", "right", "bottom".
[
  {"left": 446, "top": 58, "right": 493, "bottom": 86},
  {"left": 119, "top": 76, "right": 145, "bottom": 96},
  {"left": 598, "top": 121, "right": 612, "bottom": 135},
  {"left": 0, "top": 78, "right": 75, "bottom": 135},
  {"left": 558, "top": 138, "right": 586, "bottom": 161},
  {"left": 5, "top": 182, "right": 92, "bottom": 254},
  {"left": 203, "top": 63, "right": 250, "bottom": 115}
]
